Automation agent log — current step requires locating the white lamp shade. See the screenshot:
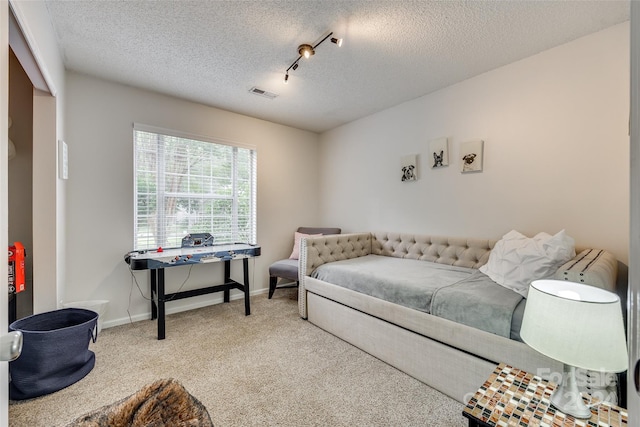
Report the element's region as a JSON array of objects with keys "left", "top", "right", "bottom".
[{"left": 520, "top": 280, "right": 628, "bottom": 373}]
